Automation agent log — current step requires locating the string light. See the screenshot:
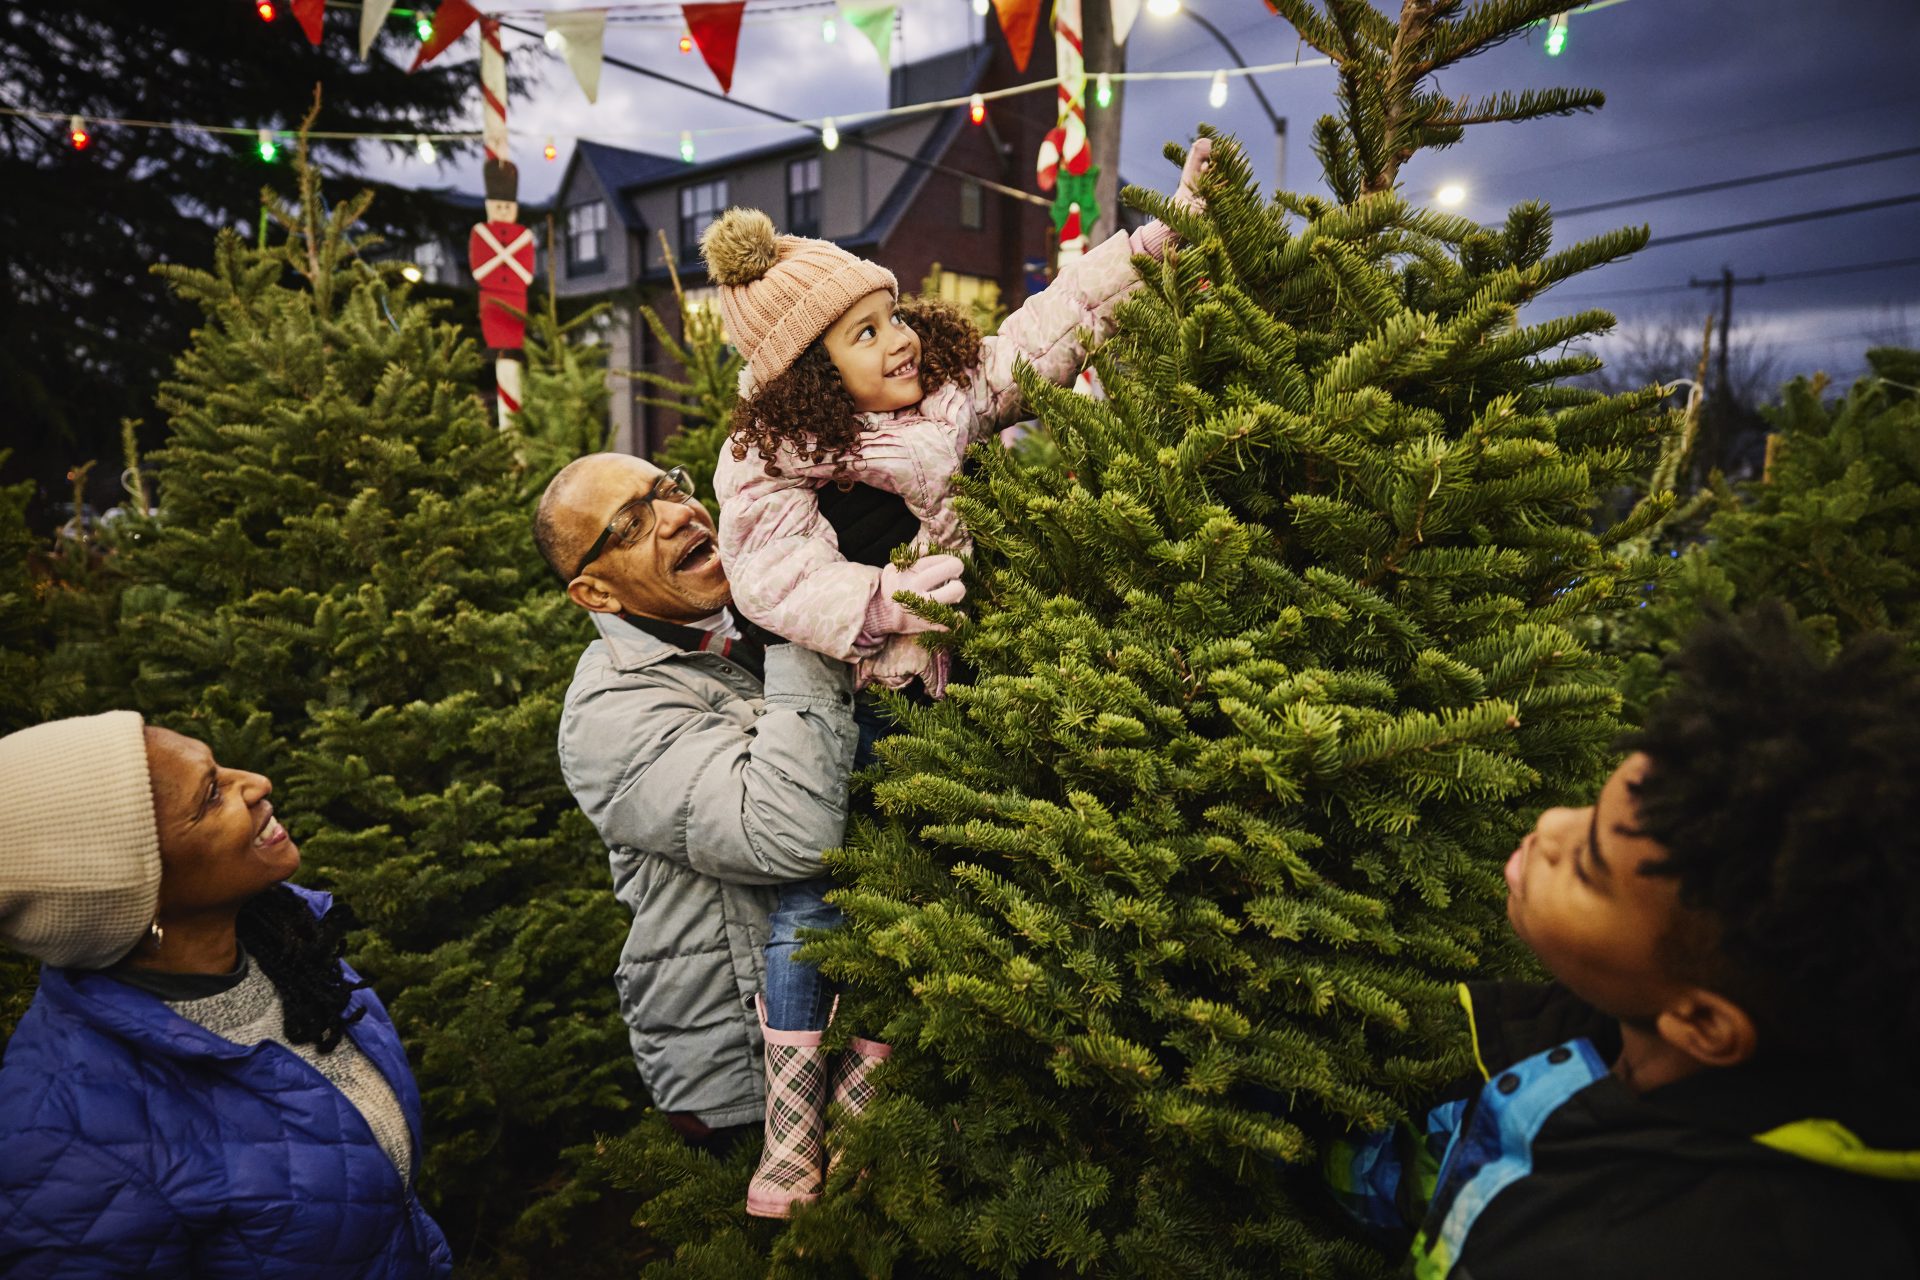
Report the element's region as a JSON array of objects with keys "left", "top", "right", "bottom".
[
  {"left": 1208, "top": 69, "right": 1227, "bottom": 109},
  {"left": 400, "top": 264, "right": 424, "bottom": 283},
  {"left": 416, "top": 12, "right": 433, "bottom": 39},
  {"left": 1544, "top": 11, "right": 1569, "bottom": 55},
  {"left": 1436, "top": 182, "right": 1466, "bottom": 207},
  {"left": 821, "top": 117, "right": 839, "bottom": 150},
  {"left": 543, "top": 136, "right": 557, "bottom": 160},
  {"left": 414, "top": 134, "right": 436, "bottom": 163},
  {"left": 971, "top": 0, "right": 989, "bottom": 13},
  {"left": 255, "top": 0, "right": 276, "bottom": 21},
  {"left": 1095, "top": 71, "right": 1112, "bottom": 108},
  {"left": 257, "top": 127, "right": 278, "bottom": 162},
  {"left": 68, "top": 114, "right": 90, "bottom": 151},
  {"left": 678, "top": 30, "right": 693, "bottom": 52},
  {"left": 543, "top": 28, "right": 566, "bottom": 51},
  {"left": 679, "top": 130, "right": 695, "bottom": 163},
  {"left": 969, "top": 93, "right": 986, "bottom": 125},
  {"left": 821, "top": 16, "right": 836, "bottom": 41},
  {"left": 1147, "top": 0, "right": 1180, "bottom": 16}
]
